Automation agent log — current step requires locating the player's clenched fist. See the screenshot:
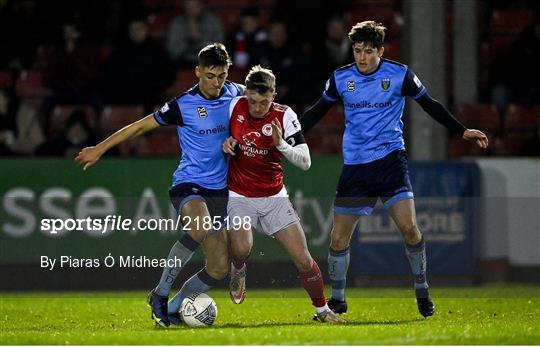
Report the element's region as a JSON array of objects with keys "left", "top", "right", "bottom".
[
  {"left": 75, "top": 146, "right": 103, "bottom": 171},
  {"left": 222, "top": 136, "right": 238, "bottom": 155}
]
